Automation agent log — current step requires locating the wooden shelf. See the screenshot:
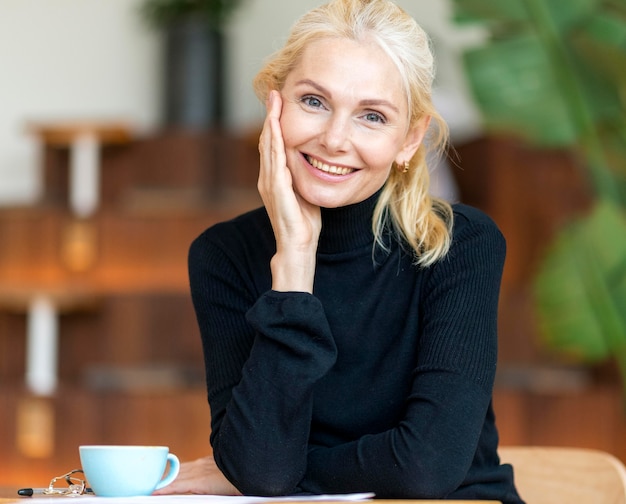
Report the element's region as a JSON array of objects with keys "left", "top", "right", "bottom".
[{"left": 26, "top": 121, "right": 133, "bottom": 147}]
